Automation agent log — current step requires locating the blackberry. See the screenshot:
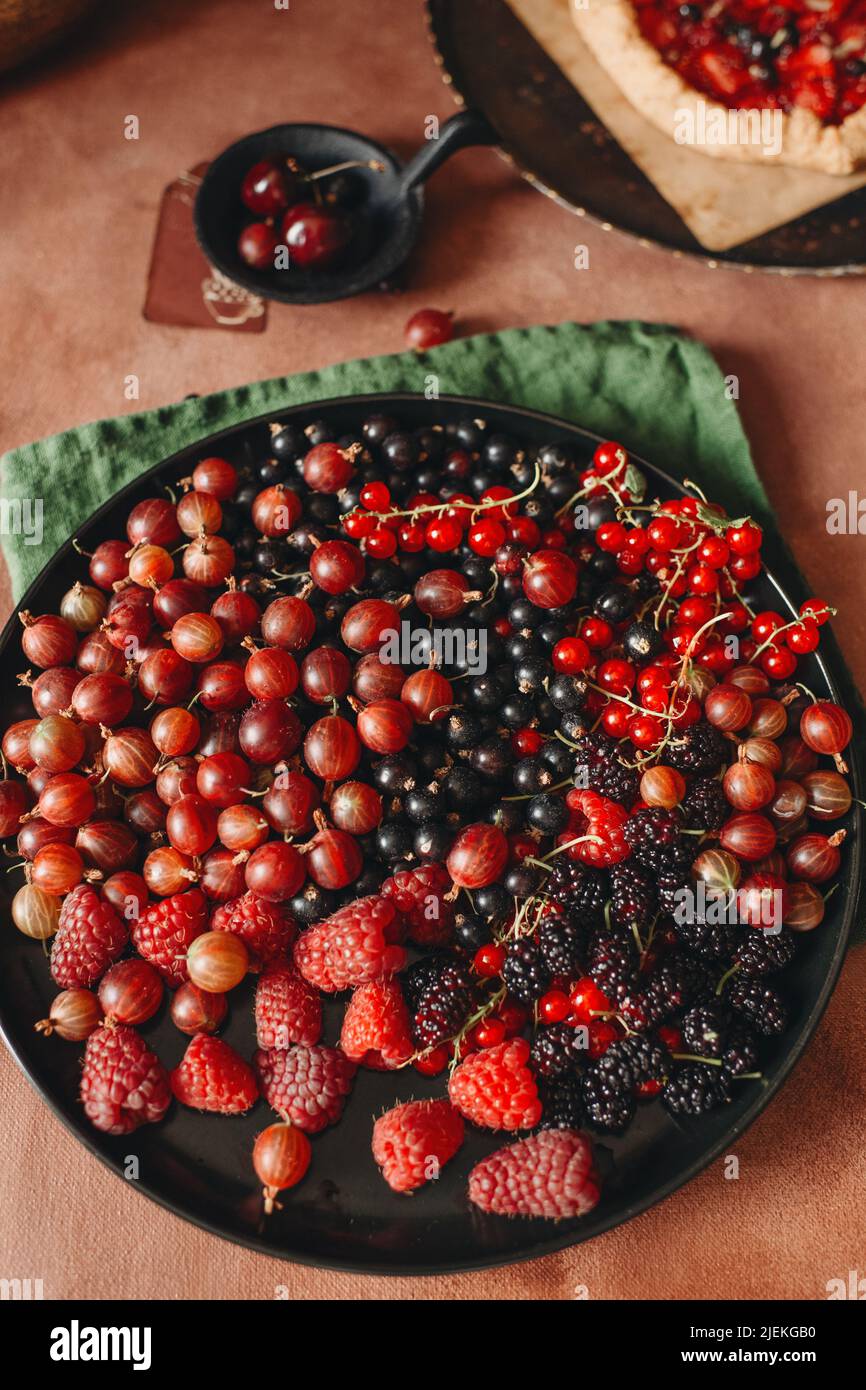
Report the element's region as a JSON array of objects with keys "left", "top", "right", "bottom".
[
  {"left": 667, "top": 720, "right": 726, "bottom": 774},
  {"left": 594, "top": 1035, "right": 668, "bottom": 1089},
  {"left": 530, "top": 1023, "right": 585, "bottom": 1079},
  {"left": 573, "top": 730, "right": 639, "bottom": 805},
  {"left": 586, "top": 927, "right": 639, "bottom": 994},
  {"left": 656, "top": 869, "right": 693, "bottom": 918},
  {"left": 546, "top": 860, "right": 607, "bottom": 925},
  {"left": 624, "top": 807, "right": 692, "bottom": 876},
  {"left": 674, "top": 916, "right": 743, "bottom": 961},
  {"left": 502, "top": 938, "right": 551, "bottom": 1005},
  {"left": 720, "top": 1020, "right": 759, "bottom": 1077},
  {"left": 611, "top": 862, "right": 656, "bottom": 931},
  {"left": 538, "top": 1074, "right": 585, "bottom": 1131},
  {"left": 727, "top": 978, "right": 788, "bottom": 1035},
  {"left": 580, "top": 1069, "right": 635, "bottom": 1133},
  {"left": 405, "top": 955, "right": 475, "bottom": 1049},
  {"left": 681, "top": 1002, "right": 730, "bottom": 1059},
  {"left": 681, "top": 776, "right": 728, "bottom": 831},
  {"left": 538, "top": 916, "right": 586, "bottom": 979},
  {"left": 735, "top": 928, "right": 797, "bottom": 977},
  {"left": 645, "top": 951, "right": 714, "bottom": 1021},
  {"left": 663, "top": 1063, "right": 731, "bottom": 1116}
]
